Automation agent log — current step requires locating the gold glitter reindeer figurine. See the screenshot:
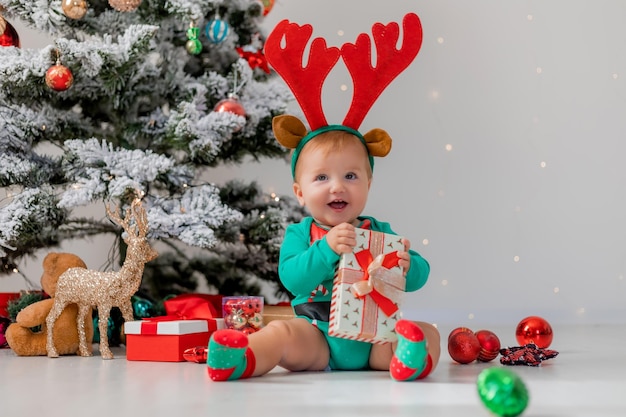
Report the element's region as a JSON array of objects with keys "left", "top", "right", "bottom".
[{"left": 46, "top": 197, "right": 158, "bottom": 359}]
